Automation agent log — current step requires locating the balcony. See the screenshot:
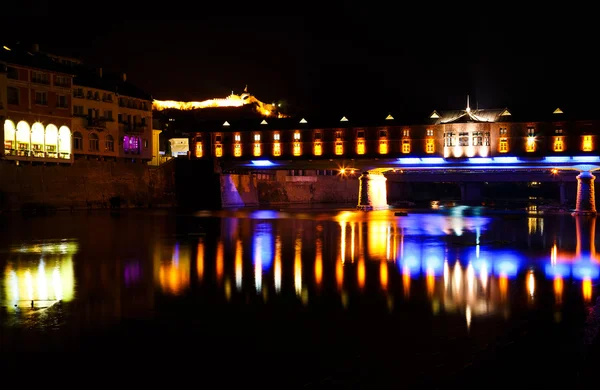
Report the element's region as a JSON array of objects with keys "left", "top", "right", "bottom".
[
  {"left": 85, "top": 117, "right": 107, "bottom": 130},
  {"left": 121, "top": 122, "right": 147, "bottom": 133}
]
